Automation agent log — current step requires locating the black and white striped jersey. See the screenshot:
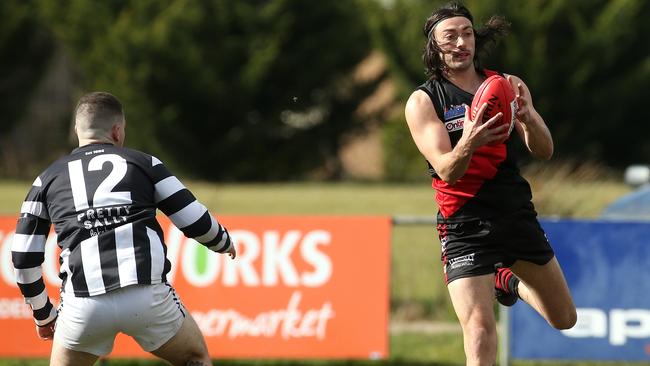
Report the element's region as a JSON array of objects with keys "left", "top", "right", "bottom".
[{"left": 12, "top": 143, "right": 233, "bottom": 325}]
